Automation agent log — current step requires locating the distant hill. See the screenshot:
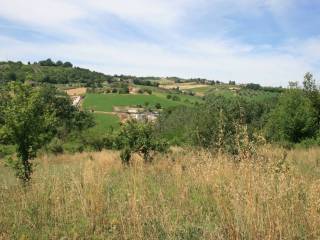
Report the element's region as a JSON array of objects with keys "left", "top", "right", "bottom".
[
  {"left": 0, "top": 59, "right": 284, "bottom": 94},
  {"left": 0, "top": 59, "right": 113, "bottom": 87},
  {"left": 0, "top": 59, "right": 217, "bottom": 88}
]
